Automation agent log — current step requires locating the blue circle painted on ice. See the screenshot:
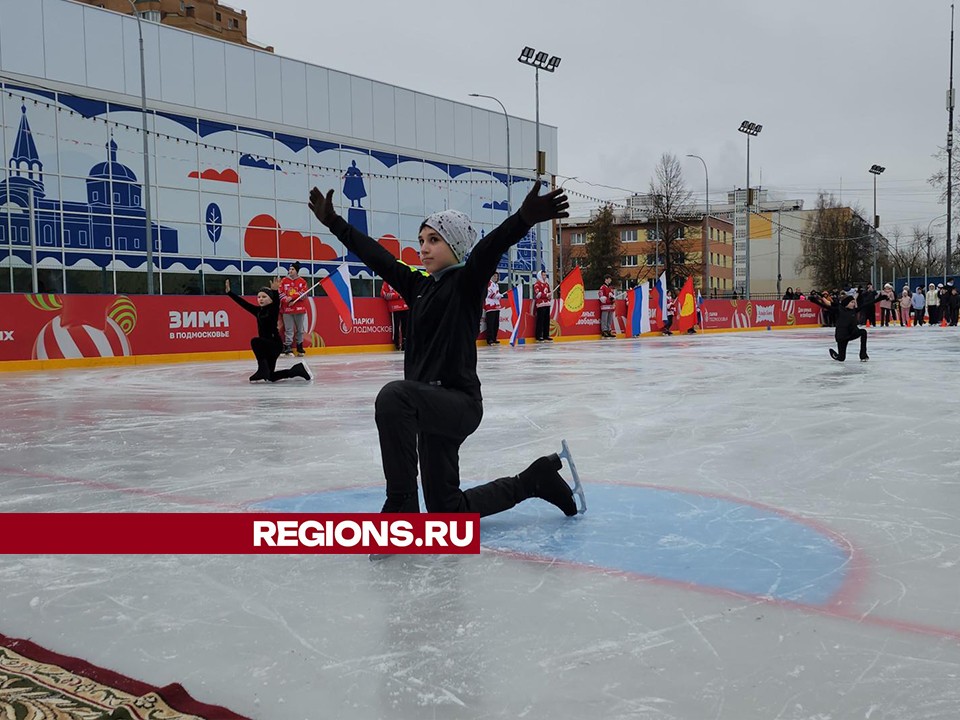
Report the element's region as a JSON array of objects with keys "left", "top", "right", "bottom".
[{"left": 251, "top": 483, "right": 851, "bottom": 606}]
